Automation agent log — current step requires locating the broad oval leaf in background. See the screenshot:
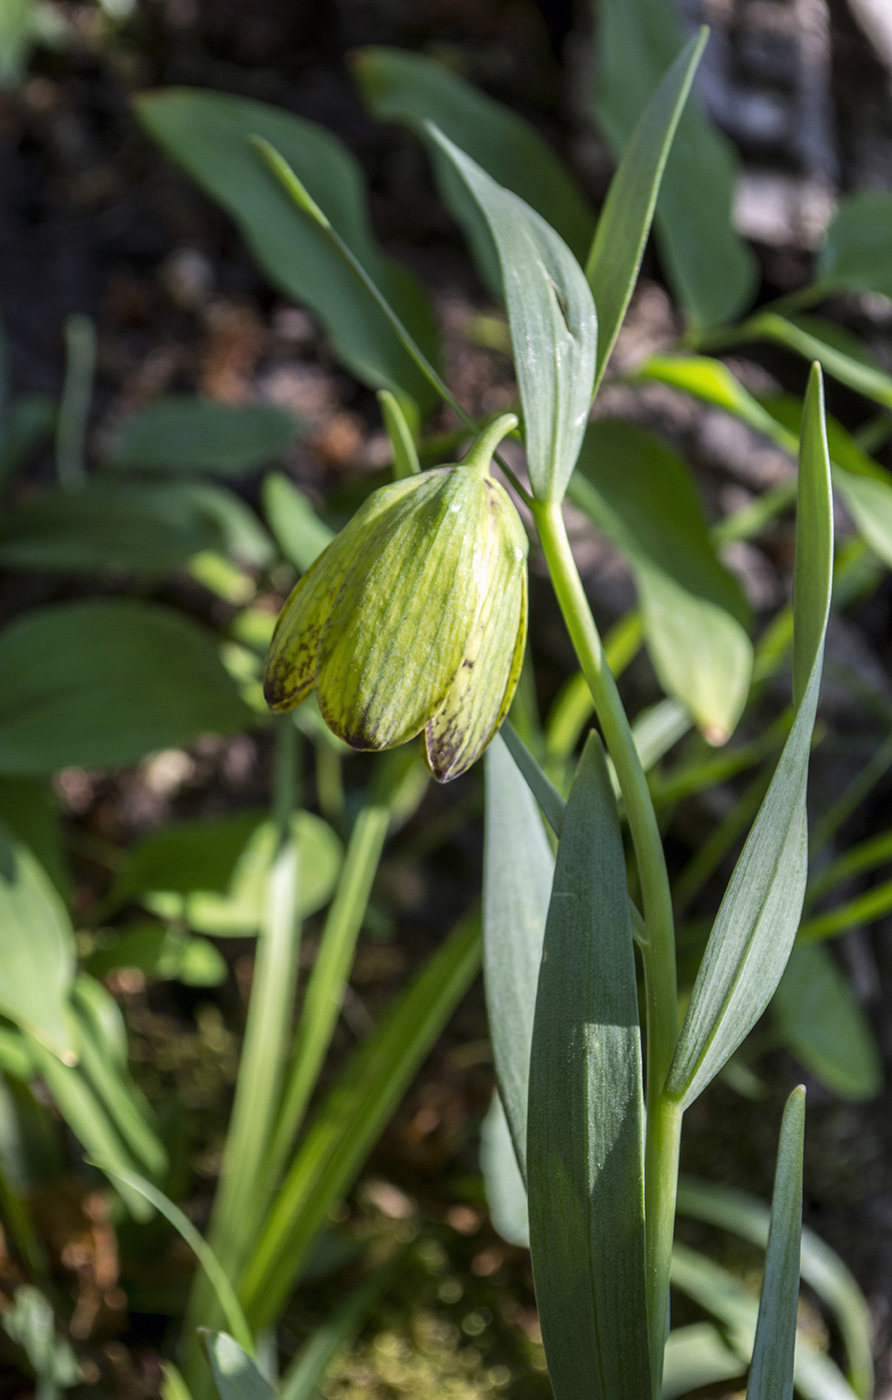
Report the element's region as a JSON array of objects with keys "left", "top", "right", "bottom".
[
  {"left": 527, "top": 734, "right": 650, "bottom": 1400},
  {"left": 816, "top": 191, "right": 892, "bottom": 300},
  {"left": 135, "top": 89, "right": 440, "bottom": 415},
  {"left": 0, "top": 824, "right": 75, "bottom": 1060},
  {"left": 482, "top": 734, "right": 554, "bottom": 1181},
  {"left": 108, "top": 397, "right": 300, "bottom": 476},
  {"left": 0, "top": 600, "right": 255, "bottom": 775},
  {"left": 665, "top": 365, "right": 833, "bottom": 1110},
  {"left": 0, "top": 481, "right": 223, "bottom": 573},
  {"left": 773, "top": 944, "right": 883, "bottom": 1103},
  {"left": 428, "top": 125, "right": 596, "bottom": 504},
  {"left": 586, "top": 29, "right": 706, "bottom": 391},
  {"left": 592, "top": 0, "right": 758, "bottom": 329},
  {"left": 569, "top": 420, "right": 752, "bottom": 743},
  {"left": 354, "top": 45, "right": 594, "bottom": 297}
]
